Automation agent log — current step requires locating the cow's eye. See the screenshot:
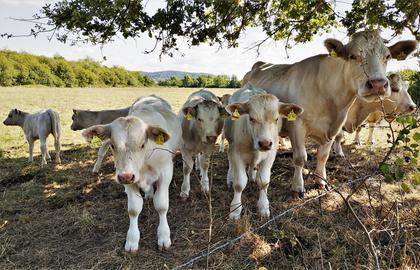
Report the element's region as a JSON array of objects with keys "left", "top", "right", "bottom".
[
  {"left": 249, "top": 117, "right": 256, "bottom": 123},
  {"left": 349, "top": 55, "right": 358, "bottom": 60},
  {"left": 385, "top": 54, "right": 391, "bottom": 60},
  {"left": 141, "top": 143, "right": 145, "bottom": 149},
  {"left": 197, "top": 118, "right": 203, "bottom": 122},
  {"left": 109, "top": 143, "right": 114, "bottom": 149},
  {"left": 275, "top": 118, "right": 279, "bottom": 122}
]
